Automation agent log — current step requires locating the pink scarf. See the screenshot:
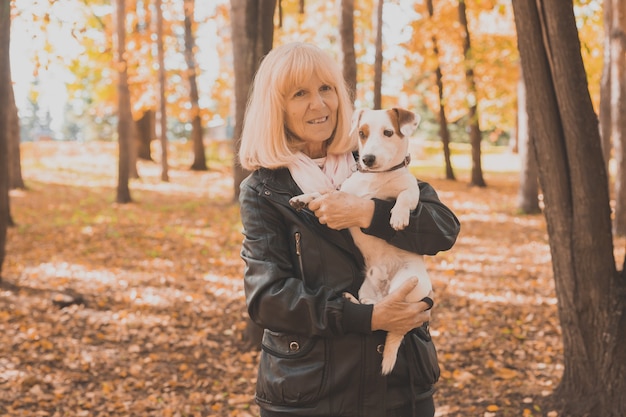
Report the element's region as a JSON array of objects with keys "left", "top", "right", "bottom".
[{"left": 288, "top": 152, "right": 356, "bottom": 194}]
